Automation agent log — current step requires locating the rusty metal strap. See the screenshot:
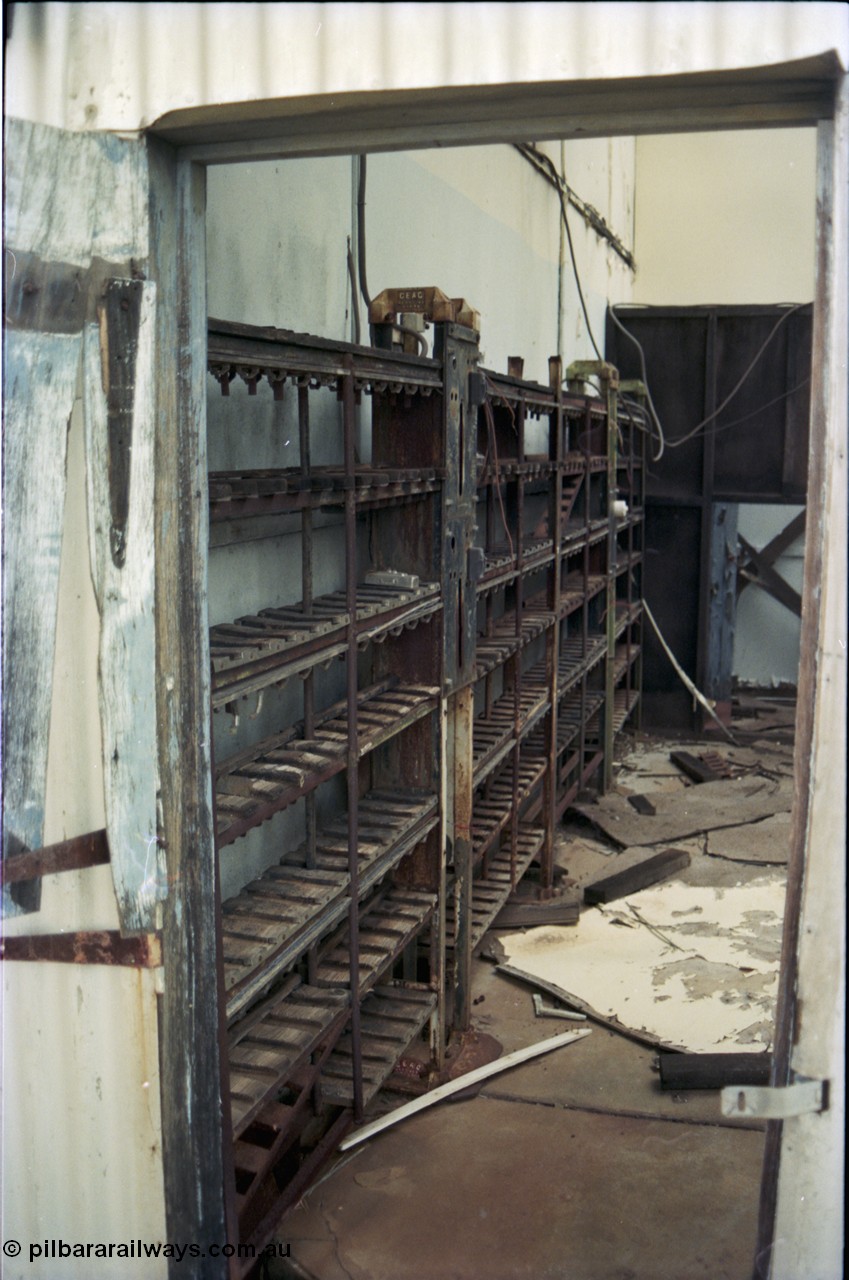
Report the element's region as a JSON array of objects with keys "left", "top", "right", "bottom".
[
  {"left": 2, "top": 828, "right": 111, "bottom": 885},
  {"left": 1, "top": 930, "right": 162, "bottom": 967}
]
